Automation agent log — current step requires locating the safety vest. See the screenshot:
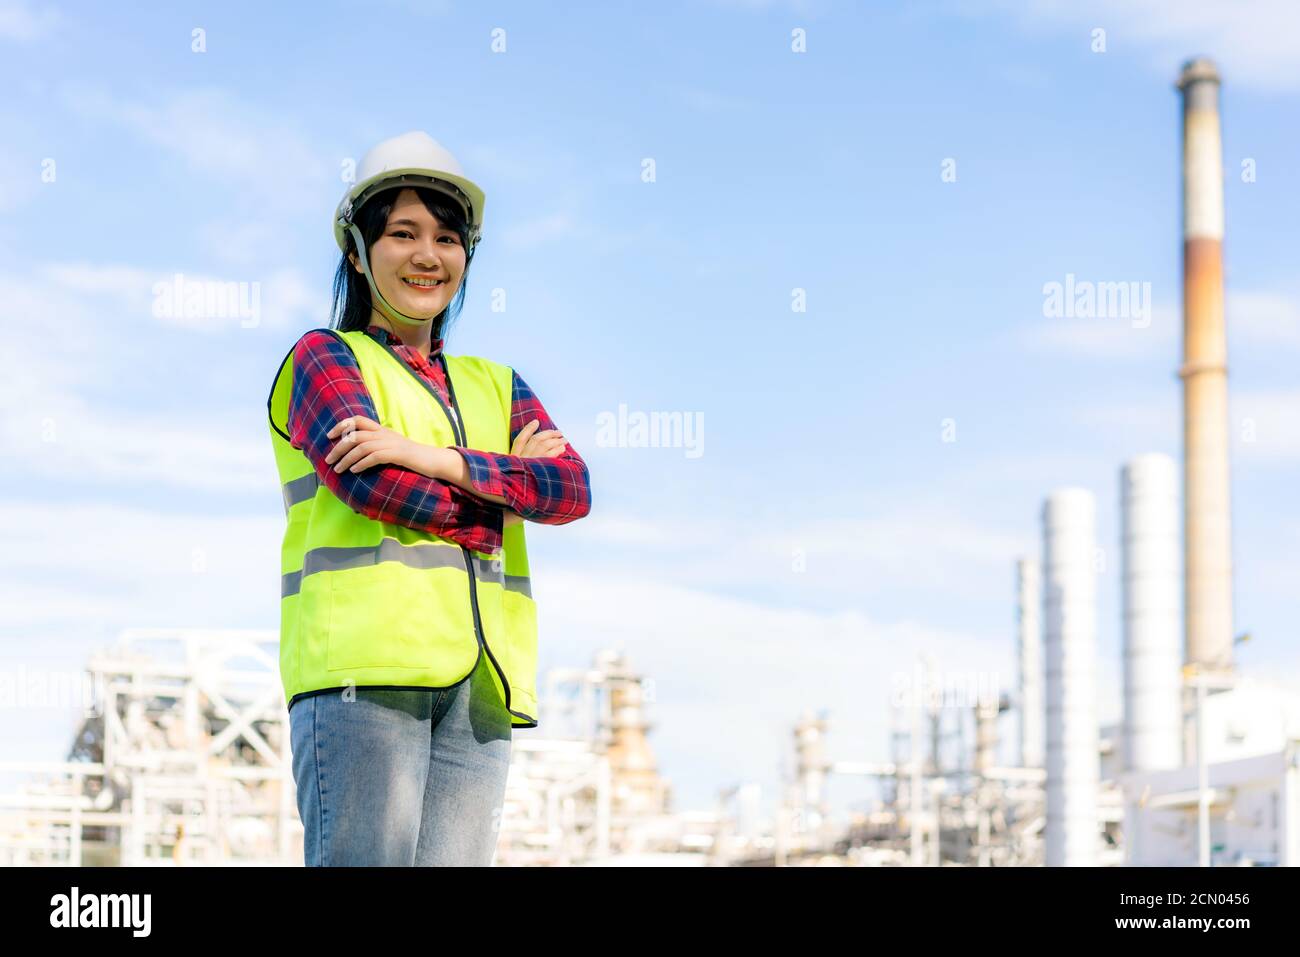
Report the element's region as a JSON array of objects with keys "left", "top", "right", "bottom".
[{"left": 266, "top": 328, "right": 538, "bottom": 728}]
